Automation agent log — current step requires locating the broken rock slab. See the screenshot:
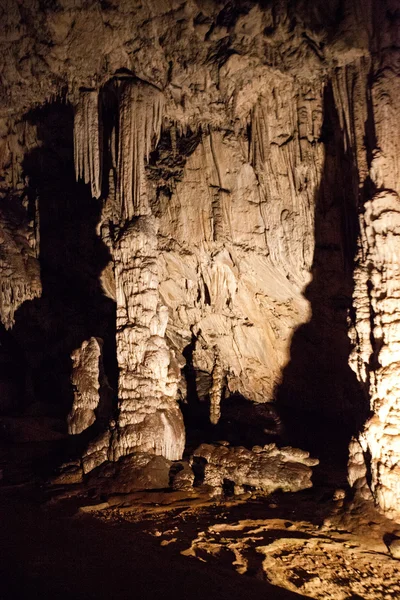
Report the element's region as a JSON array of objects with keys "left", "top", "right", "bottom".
[
  {"left": 192, "top": 443, "right": 318, "bottom": 496},
  {"left": 171, "top": 461, "right": 195, "bottom": 492},
  {"left": 86, "top": 452, "right": 172, "bottom": 495}
]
